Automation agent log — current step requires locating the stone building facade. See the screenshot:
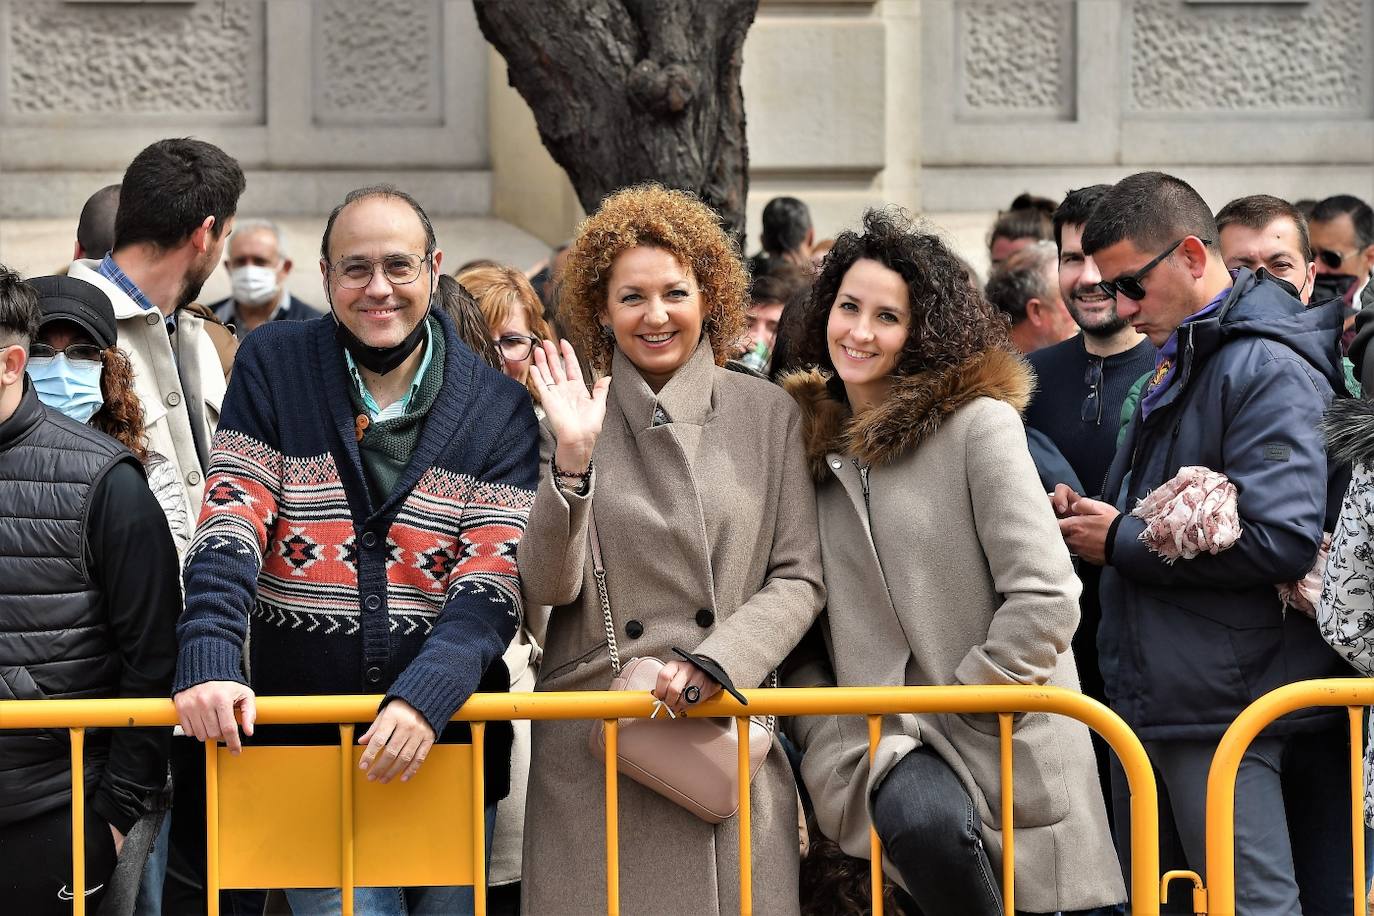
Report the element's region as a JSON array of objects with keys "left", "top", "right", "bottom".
[{"left": 0, "top": 0, "right": 1370, "bottom": 252}]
